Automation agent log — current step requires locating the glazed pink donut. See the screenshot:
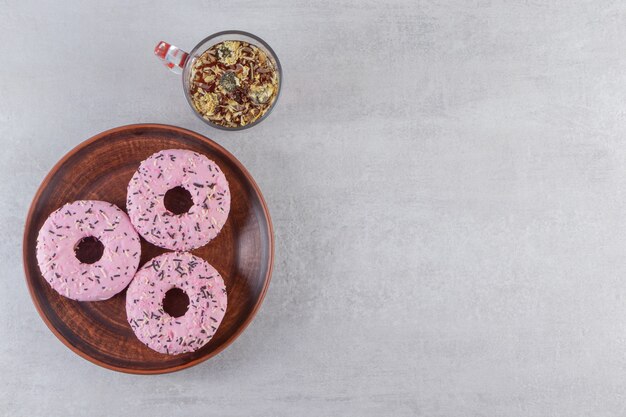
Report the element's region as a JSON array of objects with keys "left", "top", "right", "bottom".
[
  {"left": 126, "top": 252, "right": 227, "bottom": 355},
  {"left": 126, "top": 149, "right": 231, "bottom": 251},
  {"left": 36, "top": 200, "right": 141, "bottom": 301}
]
